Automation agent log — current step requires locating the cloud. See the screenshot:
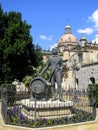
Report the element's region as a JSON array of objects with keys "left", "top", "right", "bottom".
[
  {"left": 50, "top": 43, "right": 57, "bottom": 50},
  {"left": 89, "top": 9, "right": 98, "bottom": 29},
  {"left": 92, "top": 34, "right": 98, "bottom": 44},
  {"left": 77, "top": 27, "right": 94, "bottom": 35},
  {"left": 77, "top": 9, "right": 98, "bottom": 35},
  {"left": 95, "top": 34, "right": 98, "bottom": 38},
  {"left": 39, "top": 35, "right": 53, "bottom": 41}
]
